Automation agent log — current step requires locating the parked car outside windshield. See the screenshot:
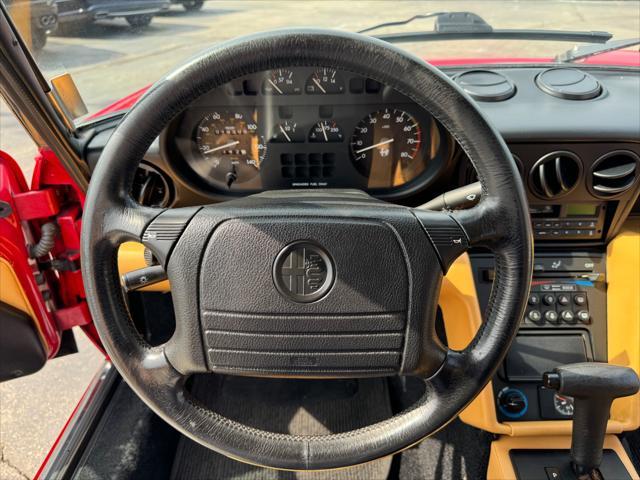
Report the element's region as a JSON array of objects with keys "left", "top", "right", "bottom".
[{"left": 3, "top": 1, "right": 640, "bottom": 120}]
